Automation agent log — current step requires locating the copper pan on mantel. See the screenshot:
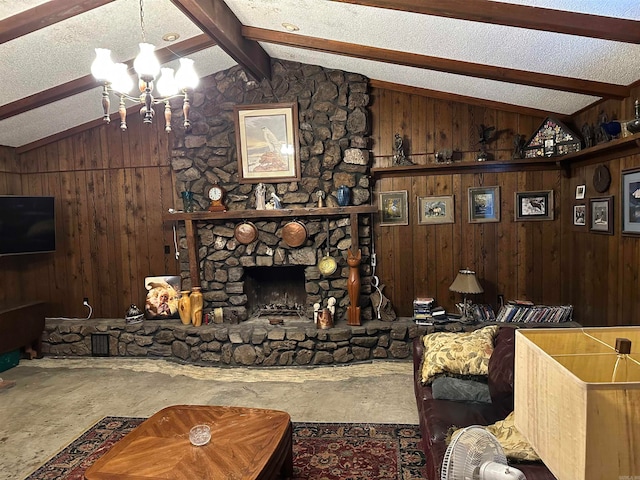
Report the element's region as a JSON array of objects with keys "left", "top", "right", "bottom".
[
  {"left": 282, "top": 220, "right": 308, "bottom": 247},
  {"left": 234, "top": 221, "right": 258, "bottom": 245}
]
